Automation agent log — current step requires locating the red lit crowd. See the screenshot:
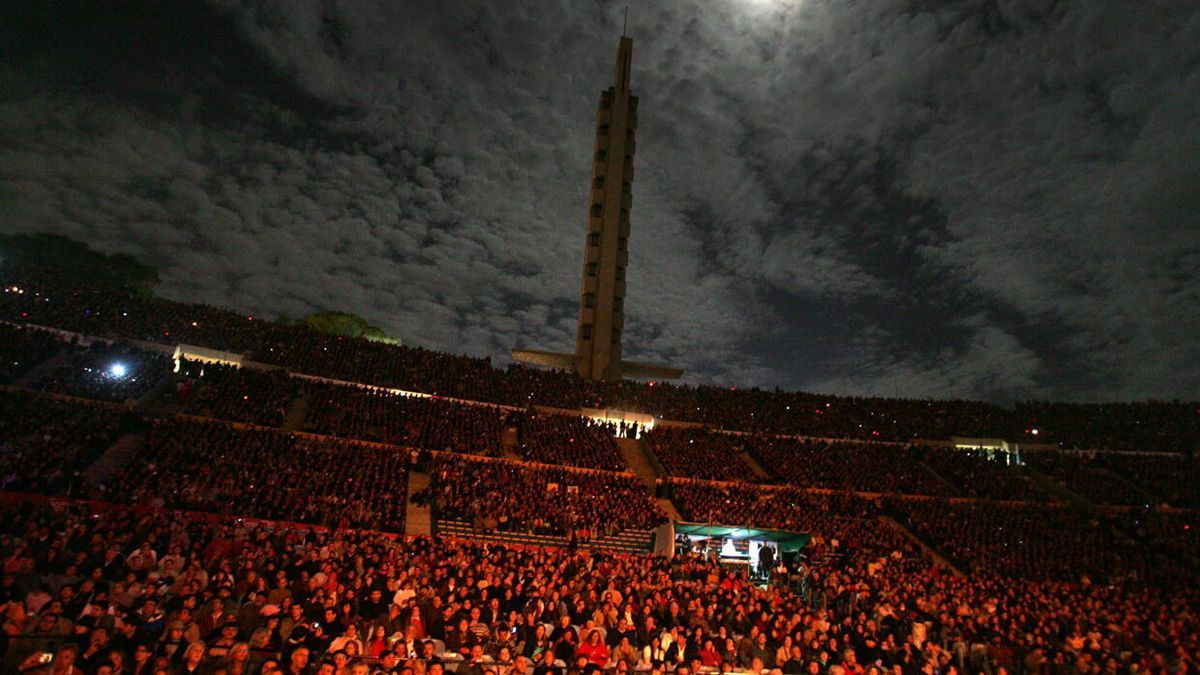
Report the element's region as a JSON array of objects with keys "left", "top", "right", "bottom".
[
  {"left": 101, "top": 419, "right": 410, "bottom": 532},
  {"left": 643, "top": 430, "right": 759, "bottom": 483},
  {"left": 303, "top": 384, "right": 503, "bottom": 457},
  {"left": 1, "top": 498, "right": 1196, "bottom": 675},
  {"left": 512, "top": 414, "right": 627, "bottom": 472},
  {"left": 413, "top": 454, "right": 665, "bottom": 537},
  {"left": 0, "top": 267, "right": 1198, "bottom": 674},
  {"left": 744, "top": 439, "right": 950, "bottom": 497}
]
